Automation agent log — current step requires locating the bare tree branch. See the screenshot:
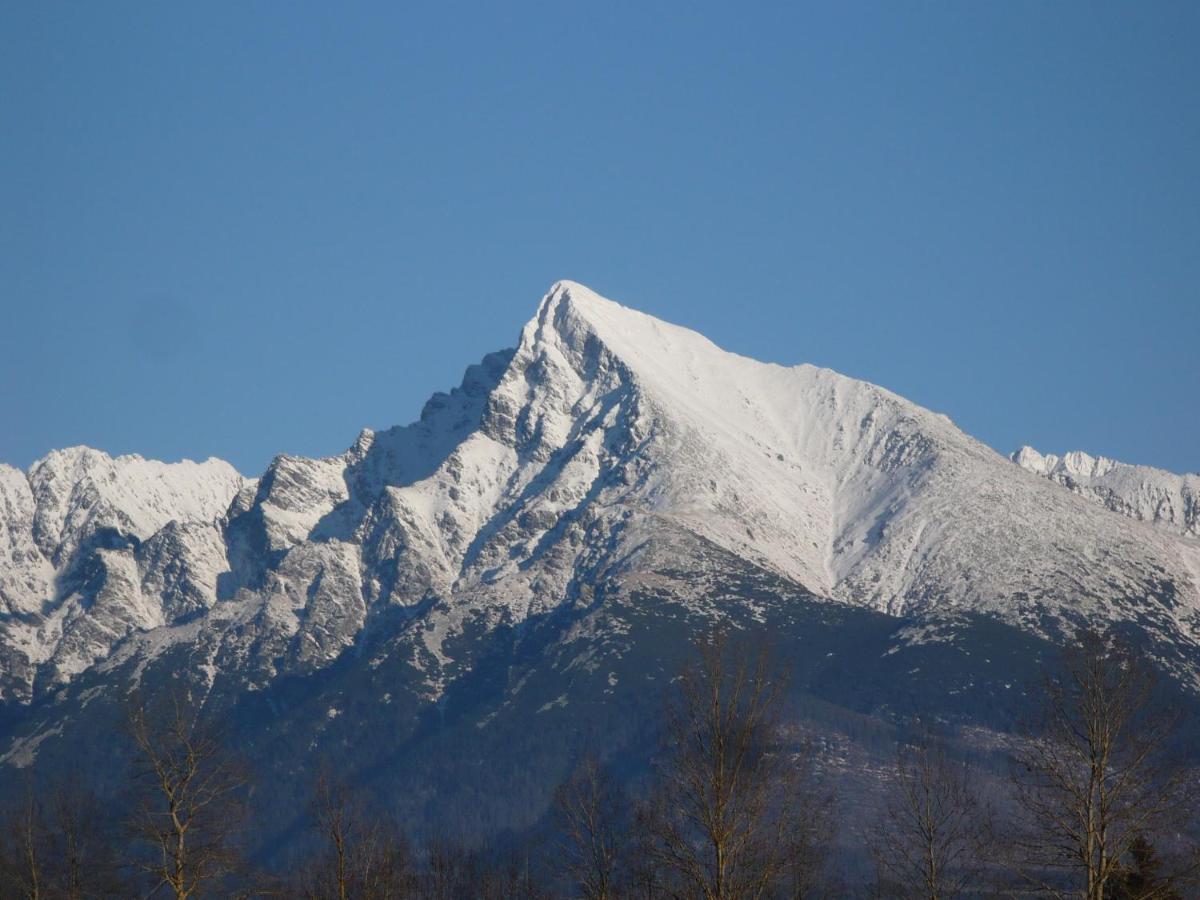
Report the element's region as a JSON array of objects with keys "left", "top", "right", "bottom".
[
  {"left": 638, "top": 632, "right": 835, "bottom": 900},
  {"left": 1008, "top": 630, "right": 1198, "bottom": 900},
  {"left": 126, "top": 690, "right": 248, "bottom": 899}
]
